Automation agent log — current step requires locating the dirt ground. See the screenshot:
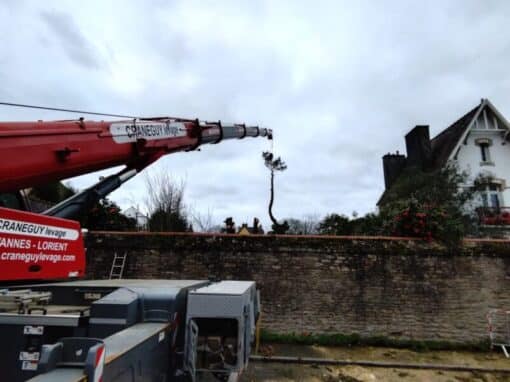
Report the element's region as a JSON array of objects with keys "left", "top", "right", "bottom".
[{"left": 240, "top": 344, "right": 510, "bottom": 381}]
